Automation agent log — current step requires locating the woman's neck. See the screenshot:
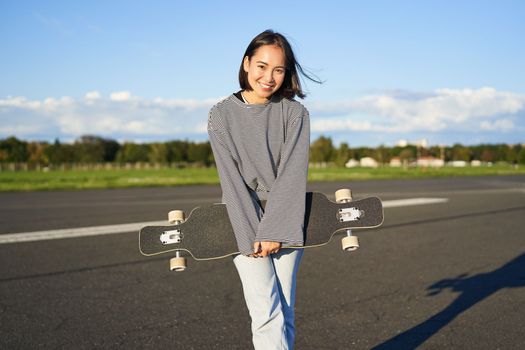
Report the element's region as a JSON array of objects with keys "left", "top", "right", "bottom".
[{"left": 241, "top": 90, "right": 270, "bottom": 105}]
